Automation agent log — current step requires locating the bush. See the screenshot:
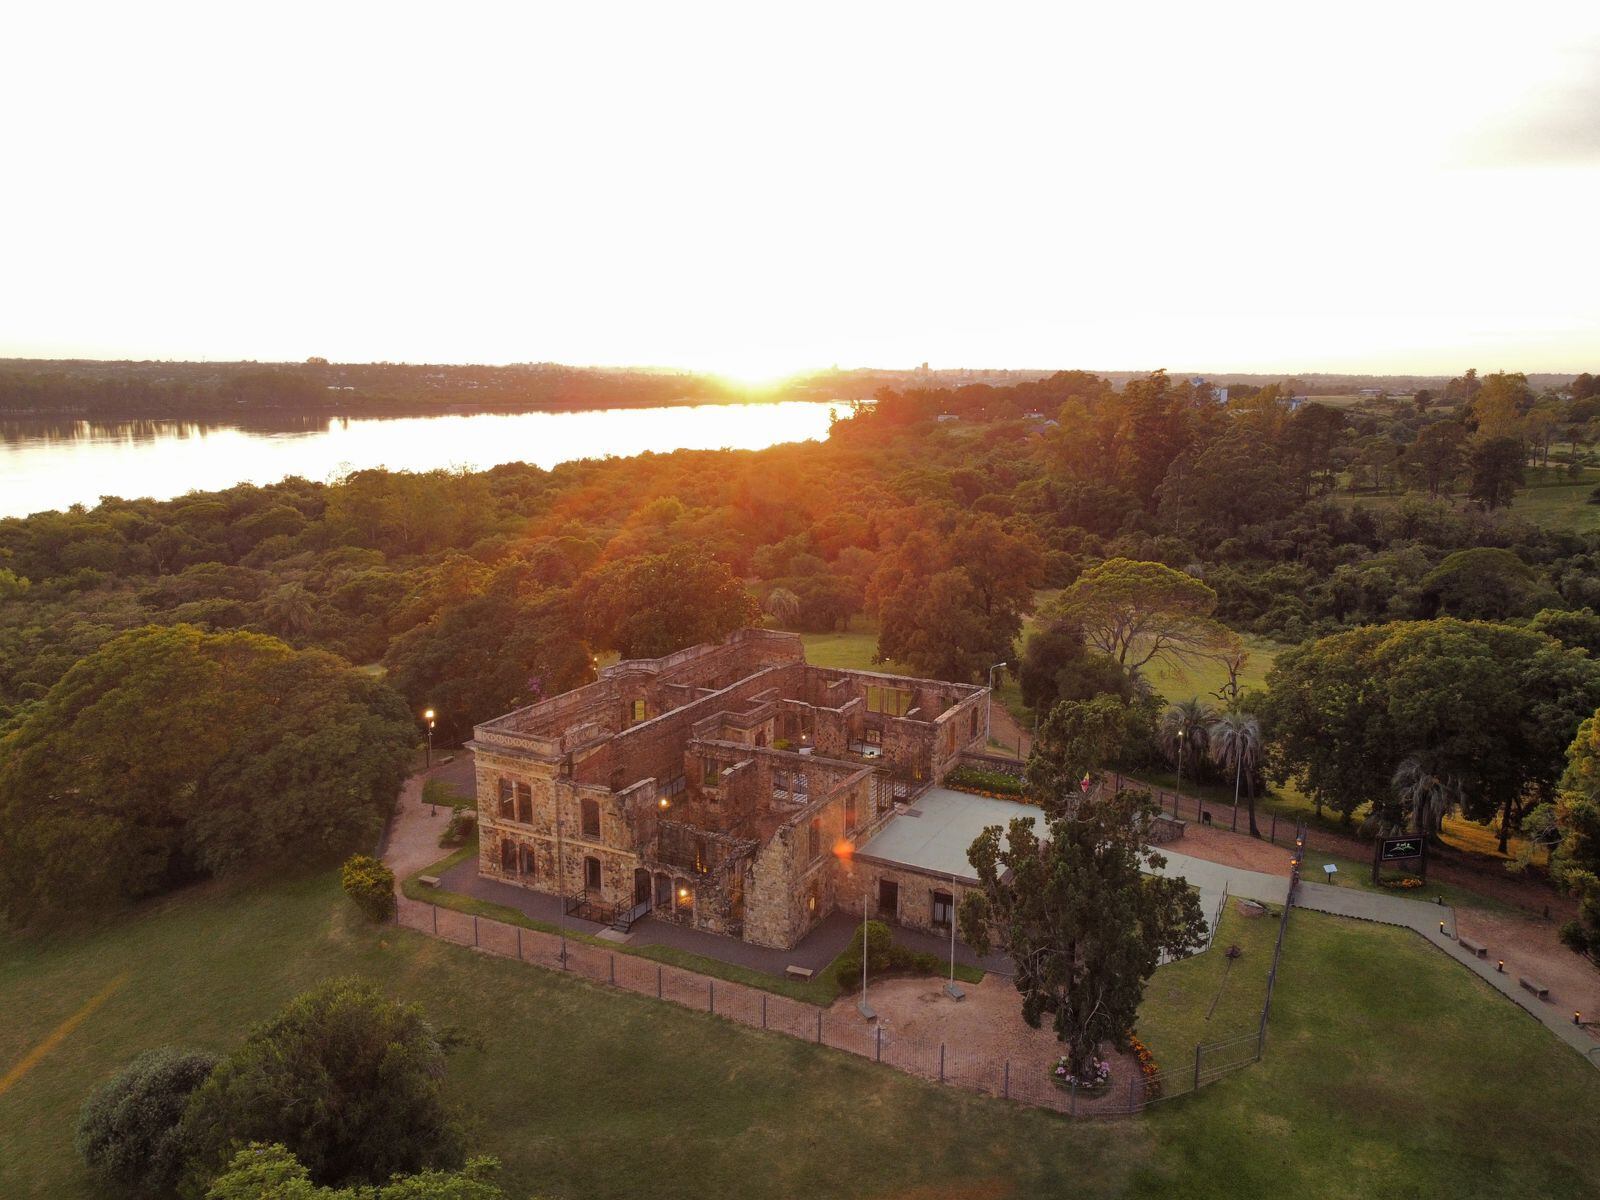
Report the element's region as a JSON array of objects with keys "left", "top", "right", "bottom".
[
  {"left": 340, "top": 854, "right": 396, "bottom": 921},
  {"left": 75, "top": 1047, "right": 218, "bottom": 1200},
  {"left": 943, "top": 764, "right": 1025, "bottom": 797},
  {"left": 180, "top": 979, "right": 466, "bottom": 1192},
  {"left": 437, "top": 805, "right": 476, "bottom": 849},
  {"left": 834, "top": 920, "right": 943, "bottom": 982},
  {"left": 205, "top": 1143, "right": 510, "bottom": 1200}
]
